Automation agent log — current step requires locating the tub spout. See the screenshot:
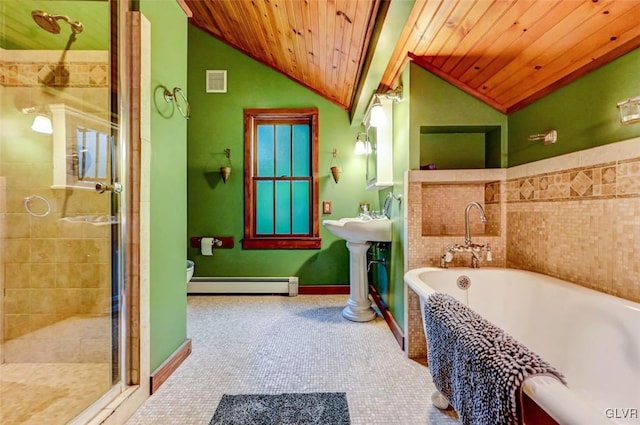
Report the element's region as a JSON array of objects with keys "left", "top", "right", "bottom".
[{"left": 464, "top": 201, "right": 487, "bottom": 246}]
